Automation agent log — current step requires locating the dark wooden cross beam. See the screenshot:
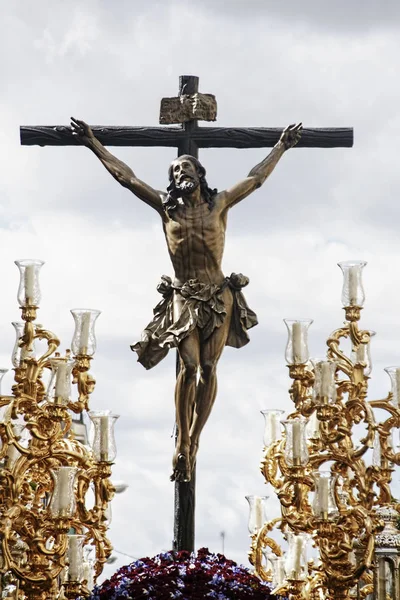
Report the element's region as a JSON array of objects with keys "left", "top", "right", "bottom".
[
  {"left": 20, "top": 80, "right": 353, "bottom": 153},
  {"left": 20, "top": 75, "right": 353, "bottom": 555}
]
